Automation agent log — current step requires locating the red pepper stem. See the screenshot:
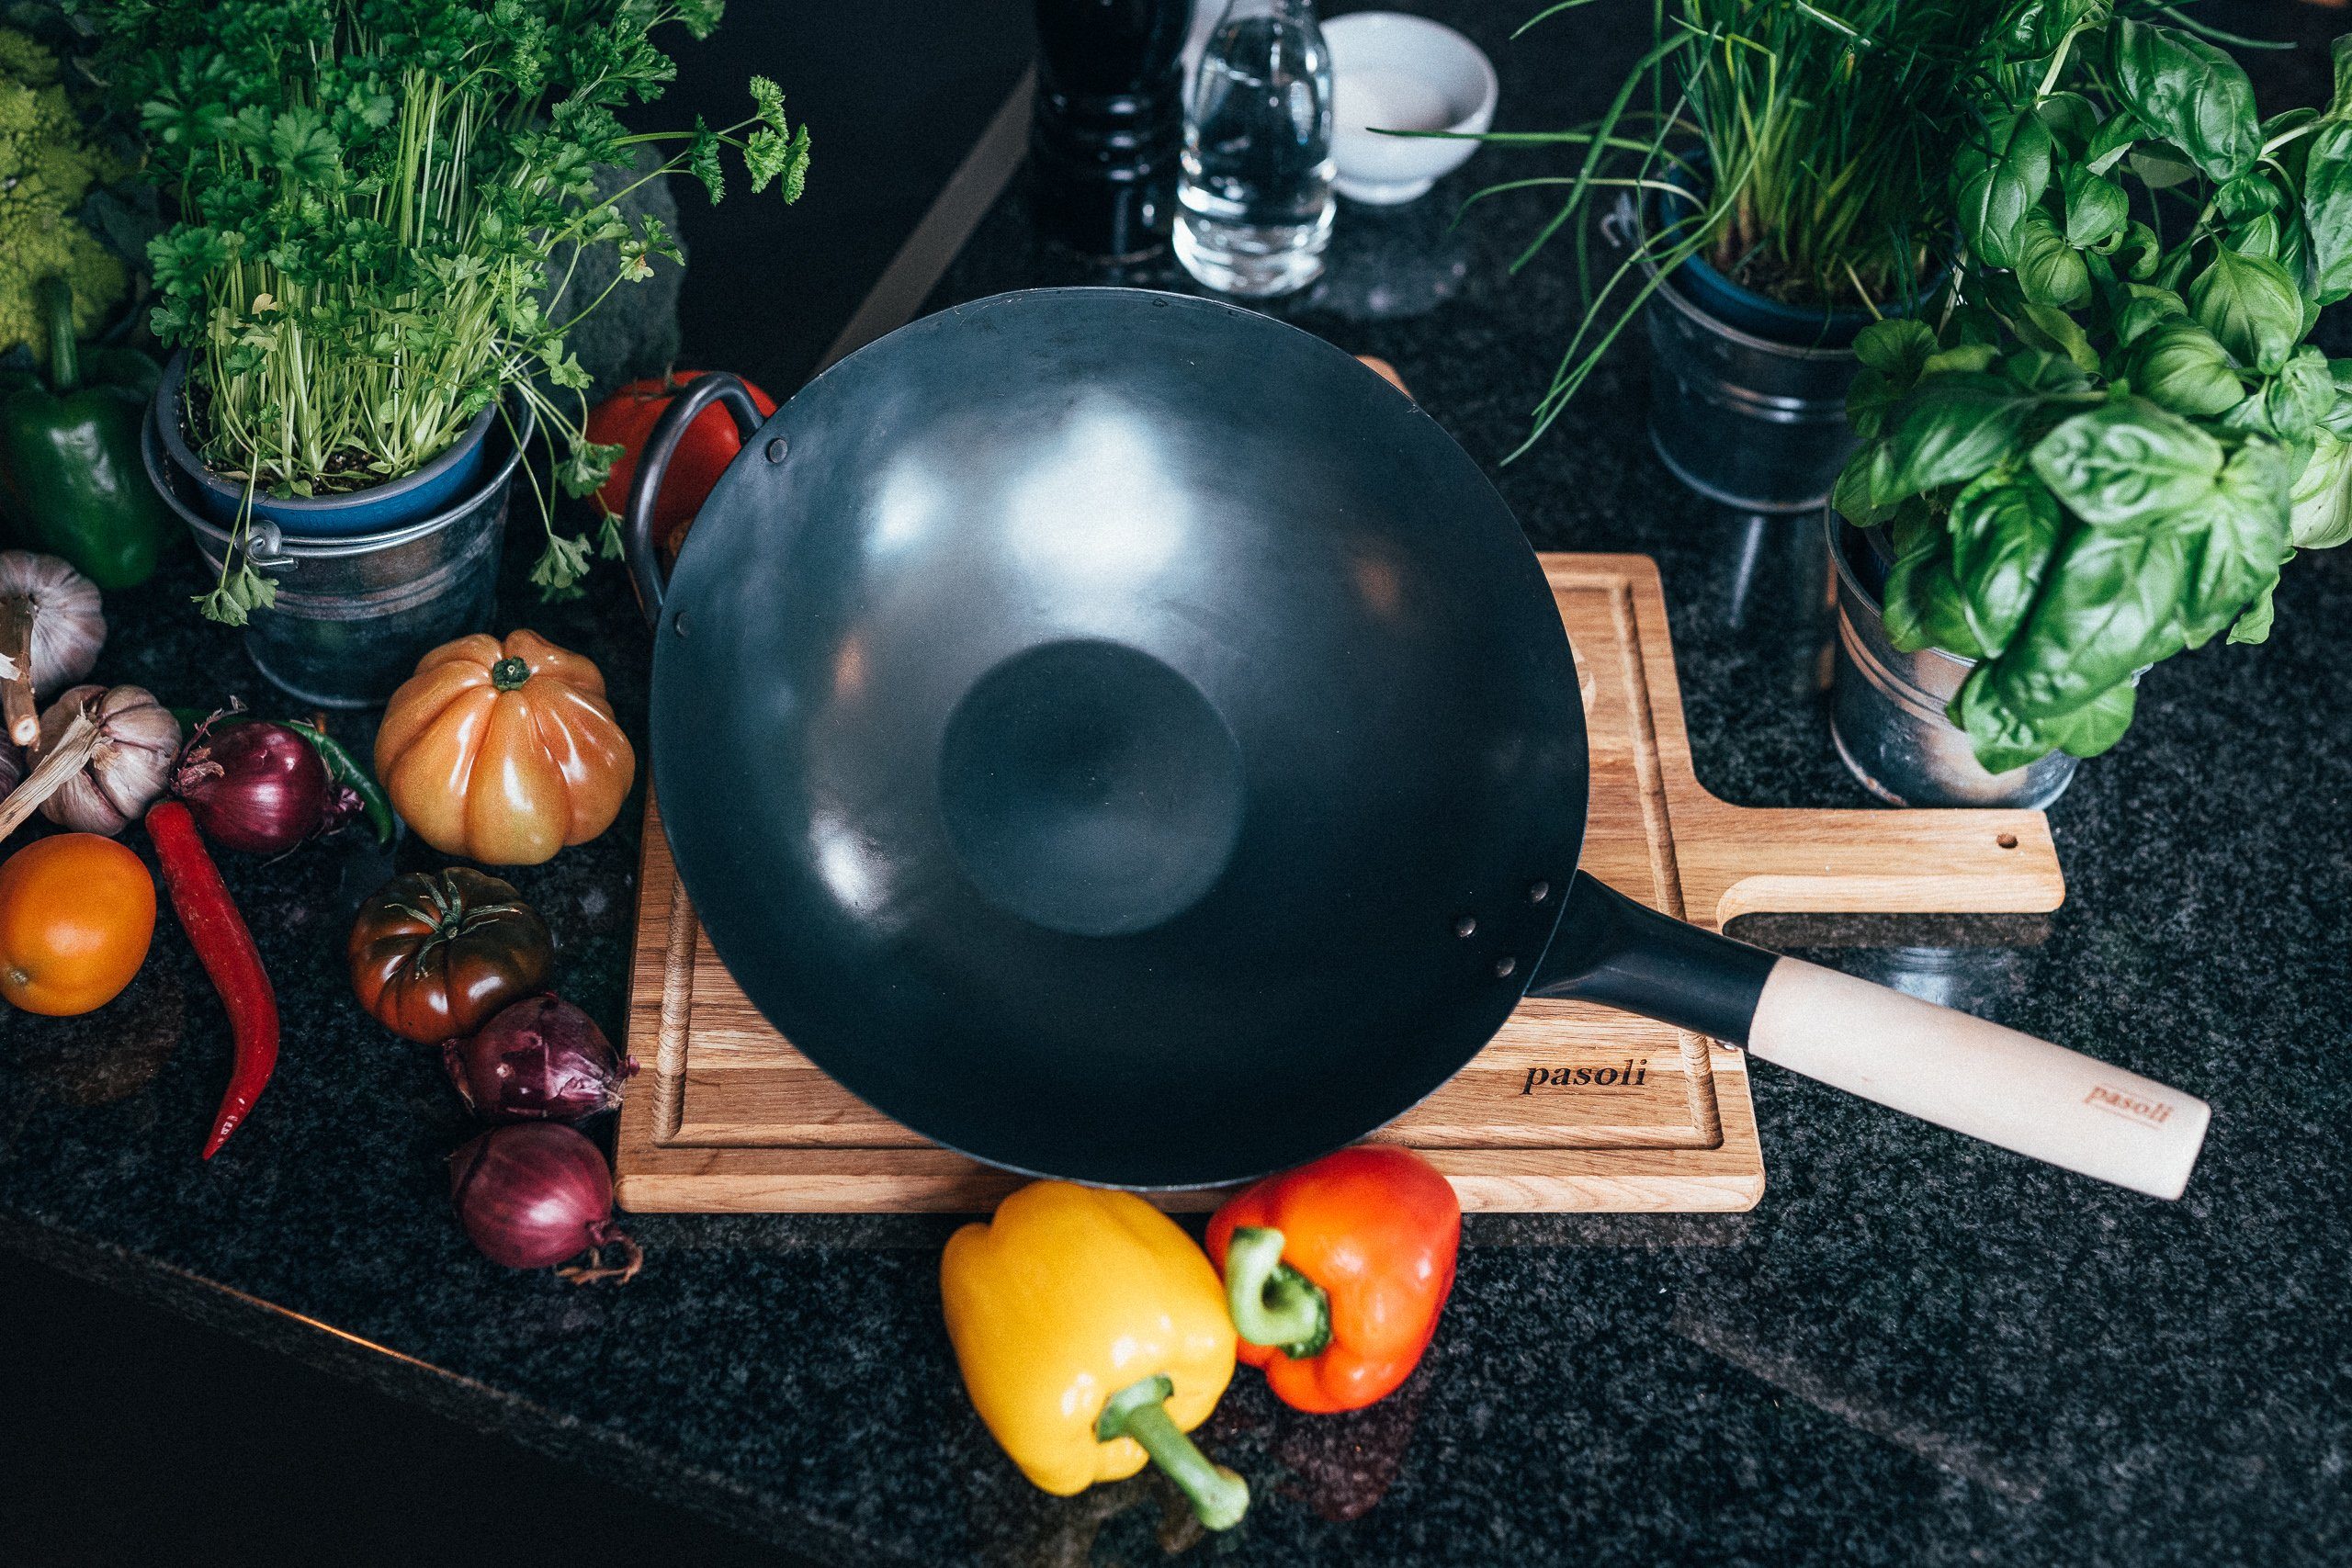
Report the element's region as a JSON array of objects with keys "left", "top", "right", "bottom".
[
  {"left": 489, "top": 657, "right": 531, "bottom": 692},
  {"left": 39, "top": 275, "right": 79, "bottom": 393},
  {"left": 1095, "top": 1374, "right": 1250, "bottom": 1531},
  {"left": 1223, "top": 1226, "right": 1333, "bottom": 1359}
]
